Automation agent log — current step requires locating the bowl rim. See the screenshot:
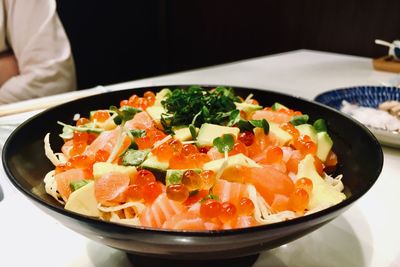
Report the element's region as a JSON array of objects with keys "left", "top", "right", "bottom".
[{"left": 2, "top": 84, "right": 384, "bottom": 237}]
